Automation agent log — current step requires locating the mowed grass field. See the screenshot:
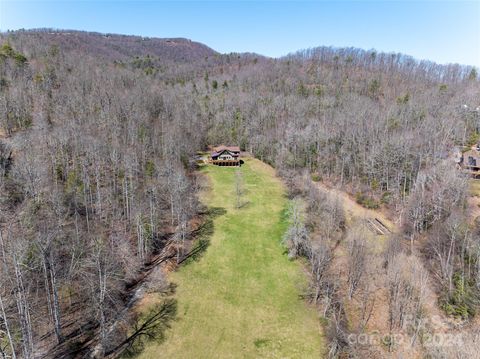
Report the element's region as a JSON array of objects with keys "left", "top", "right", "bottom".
[{"left": 139, "top": 158, "right": 323, "bottom": 359}]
